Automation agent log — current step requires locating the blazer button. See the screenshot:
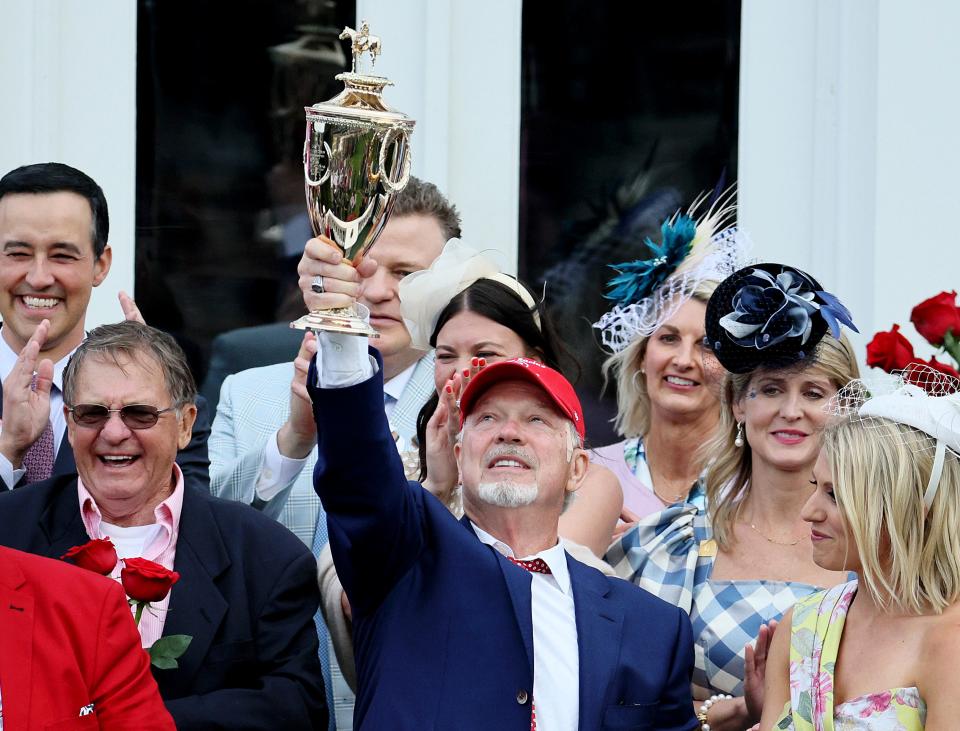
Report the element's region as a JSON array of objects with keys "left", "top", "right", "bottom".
[{"left": 516, "top": 689, "right": 529, "bottom": 705}]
